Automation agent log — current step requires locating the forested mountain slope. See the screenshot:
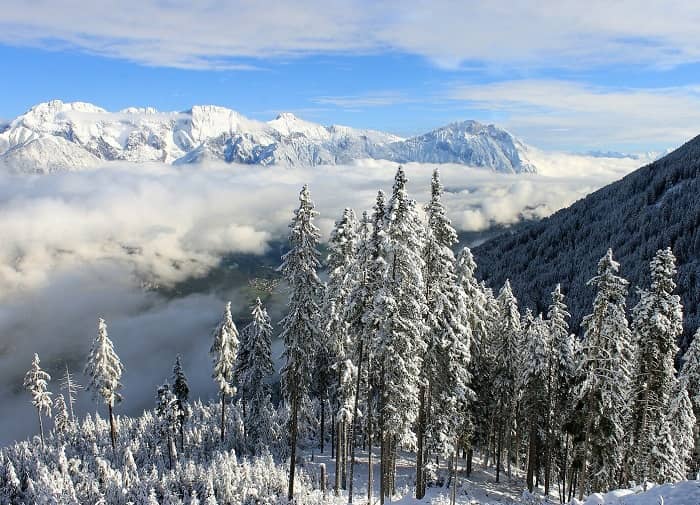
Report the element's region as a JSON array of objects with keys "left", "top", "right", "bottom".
[{"left": 474, "top": 135, "right": 700, "bottom": 348}]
